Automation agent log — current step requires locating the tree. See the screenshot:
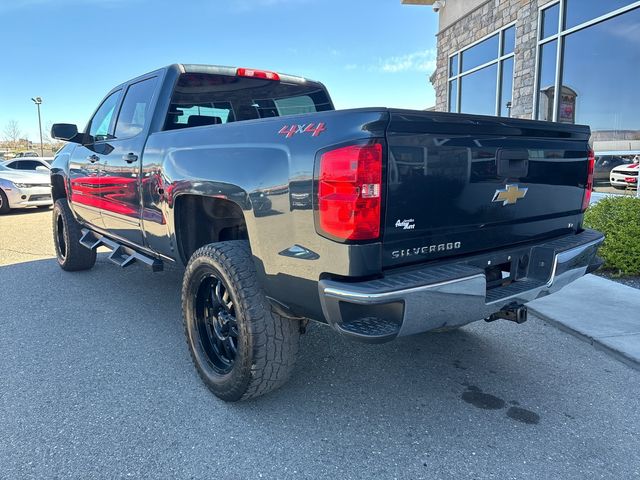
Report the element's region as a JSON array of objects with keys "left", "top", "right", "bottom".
[{"left": 3, "top": 120, "right": 22, "bottom": 150}]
